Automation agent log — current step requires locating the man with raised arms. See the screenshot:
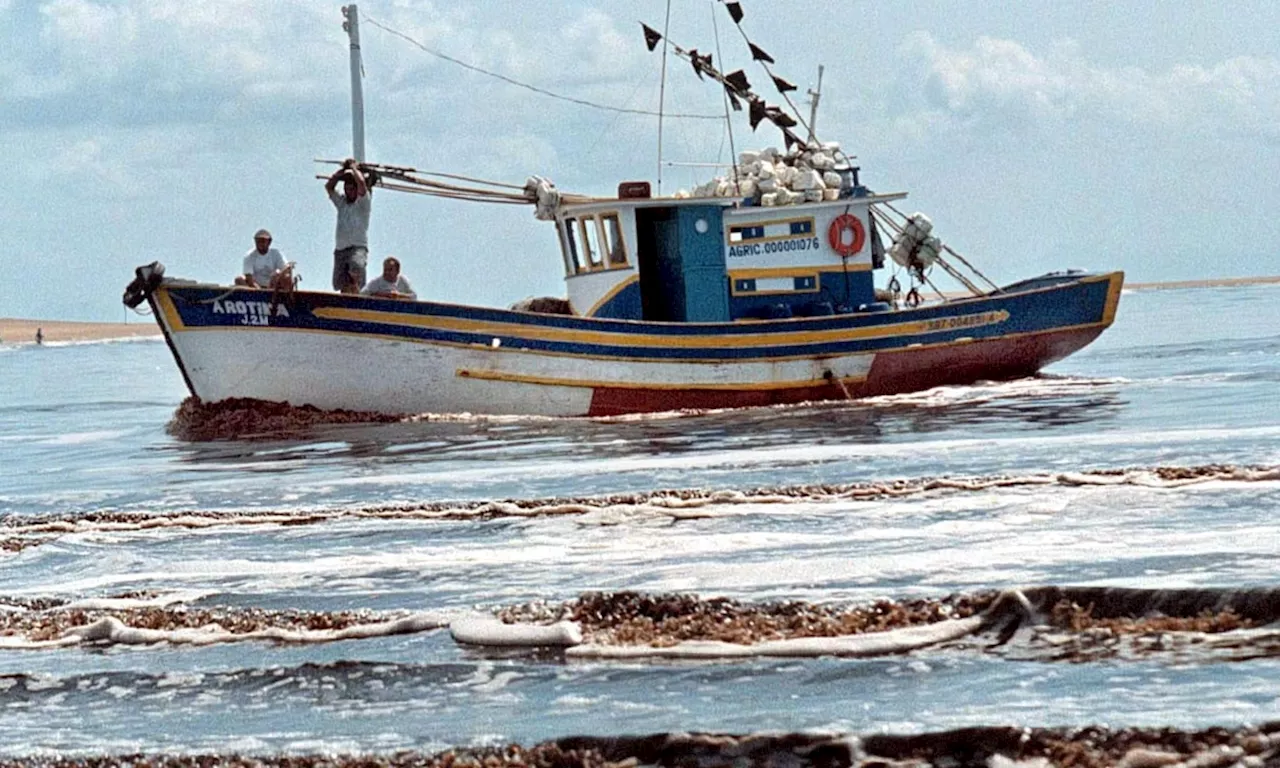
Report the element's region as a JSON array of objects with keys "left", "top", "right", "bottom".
[{"left": 325, "top": 158, "right": 372, "bottom": 294}]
